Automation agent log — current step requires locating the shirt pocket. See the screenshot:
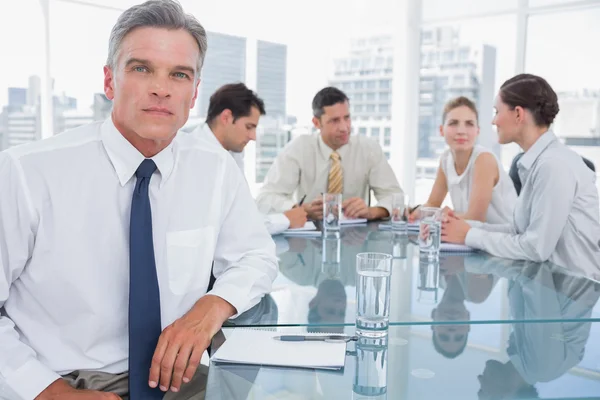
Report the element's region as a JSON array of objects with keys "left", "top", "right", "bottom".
[{"left": 165, "top": 227, "right": 215, "bottom": 295}]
